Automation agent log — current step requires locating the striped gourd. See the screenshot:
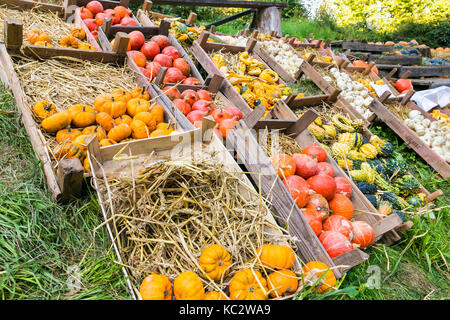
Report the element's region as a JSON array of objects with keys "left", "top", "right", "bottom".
[
  {"left": 331, "top": 142, "right": 350, "bottom": 158},
  {"left": 347, "top": 150, "right": 367, "bottom": 161},
  {"left": 359, "top": 143, "right": 378, "bottom": 159}
]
